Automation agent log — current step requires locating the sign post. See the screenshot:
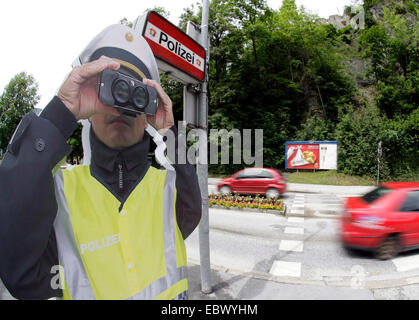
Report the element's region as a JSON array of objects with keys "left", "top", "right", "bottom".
[
  {"left": 377, "top": 141, "right": 382, "bottom": 185},
  {"left": 194, "top": 0, "right": 212, "bottom": 295}
]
